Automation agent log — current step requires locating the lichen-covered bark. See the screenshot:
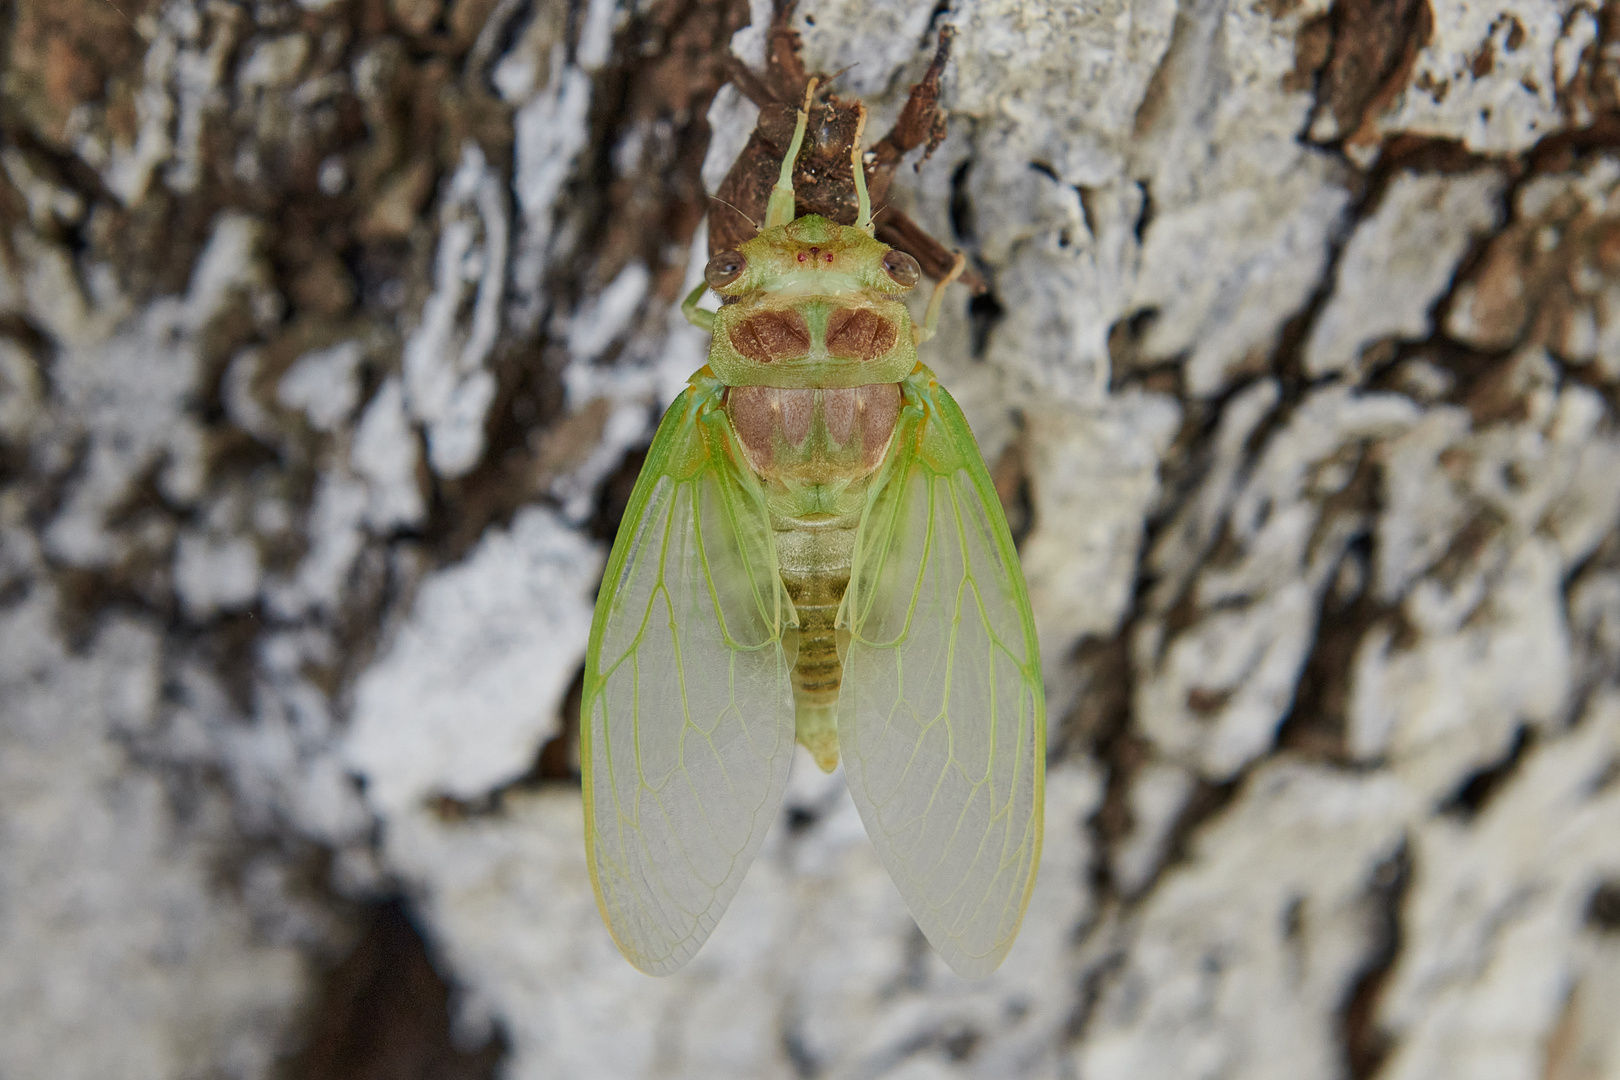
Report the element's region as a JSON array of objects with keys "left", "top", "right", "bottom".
[{"left": 3, "top": 0, "right": 1619, "bottom": 1077}]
